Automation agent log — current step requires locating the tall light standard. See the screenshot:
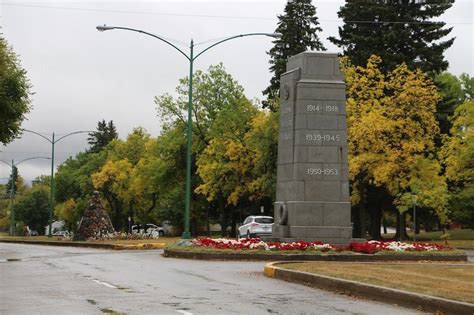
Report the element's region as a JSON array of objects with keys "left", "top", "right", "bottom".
[
  {"left": 22, "top": 129, "right": 92, "bottom": 237},
  {"left": 96, "top": 24, "right": 280, "bottom": 238},
  {"left": 0, "top": 156, "right": 51, "bottom": 235}
]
